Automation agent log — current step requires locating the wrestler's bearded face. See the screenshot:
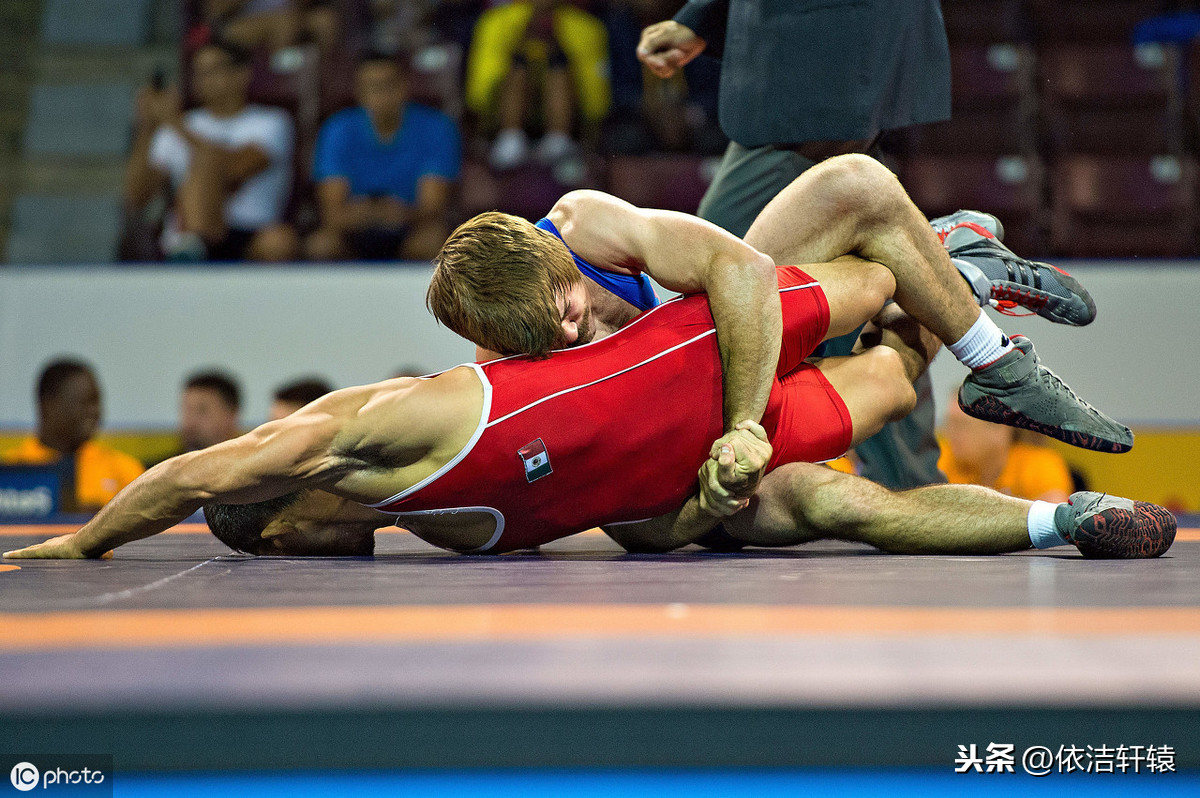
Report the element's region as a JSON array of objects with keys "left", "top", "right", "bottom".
[{"left": 555, "top": 282, "right": 595, "bottom": 348}]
